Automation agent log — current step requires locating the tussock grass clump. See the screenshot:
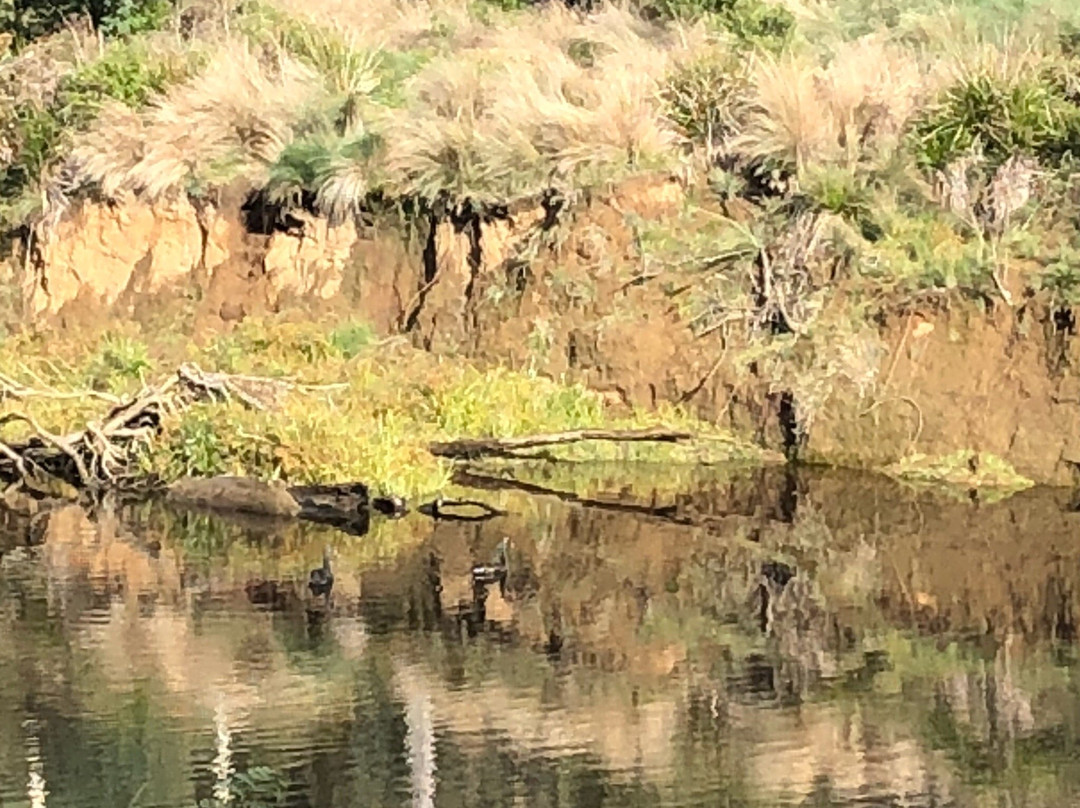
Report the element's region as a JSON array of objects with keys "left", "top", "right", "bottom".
[
  {"left": 735, "top": 37, "right": 931, "bottom": 173},
  {"left": 911, "top": 40, "right": 1080, "bottom": 171},
  {"left": 71, "top": 45, "right": 329, "bottom": 199}
]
